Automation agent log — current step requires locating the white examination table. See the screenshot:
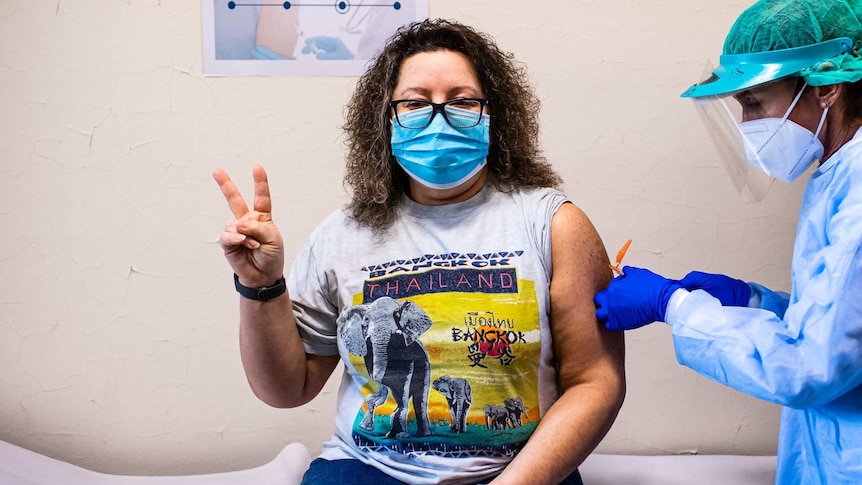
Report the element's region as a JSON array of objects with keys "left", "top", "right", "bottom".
[
  {"left": 579, "top": 453, "right": 776, "bottom": 484},
  {"left": 0, "top": 440, "right": 311, "bottom": 485},
  {"left": 0, "top": 438, "right": 776, "bottom": 485}
]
